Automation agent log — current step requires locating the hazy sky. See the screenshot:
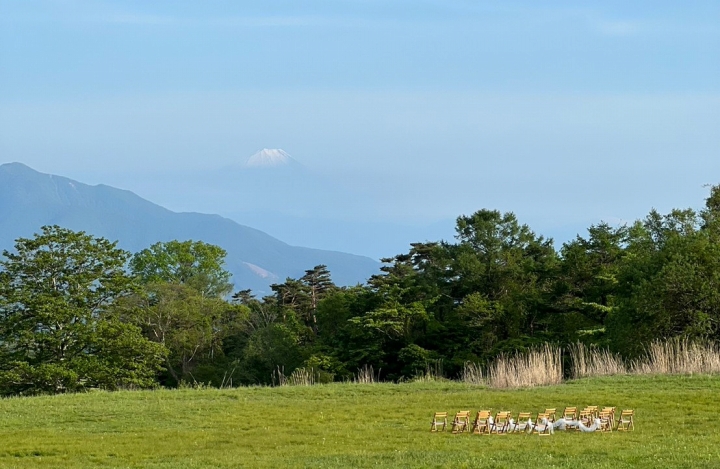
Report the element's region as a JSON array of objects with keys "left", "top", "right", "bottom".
[{"left": 1, "top": 1, "right": 719, "bottom": 257}]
